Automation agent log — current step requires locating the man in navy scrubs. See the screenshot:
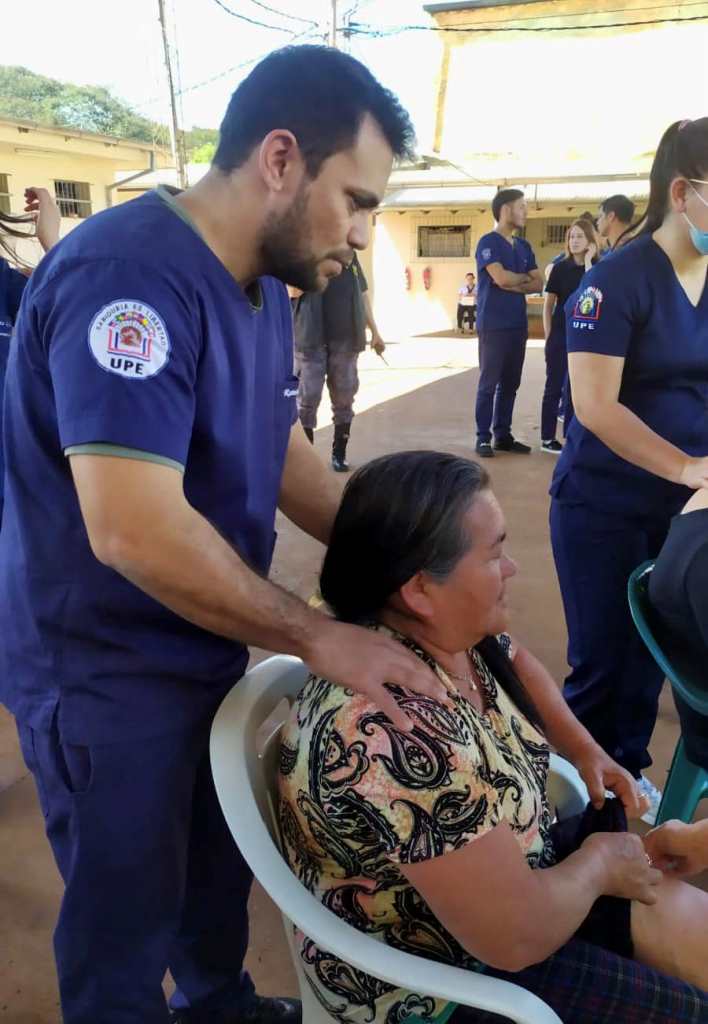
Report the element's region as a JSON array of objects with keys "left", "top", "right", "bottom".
[
  {"left": 596, "top": 194, "right": 635, "bottom": 253},
  {"left": 474, "top": 188, "right": 542, "bottom": 457},
  {"left": 0, "top": 47, "right": 444, "bottom": 1024}
]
